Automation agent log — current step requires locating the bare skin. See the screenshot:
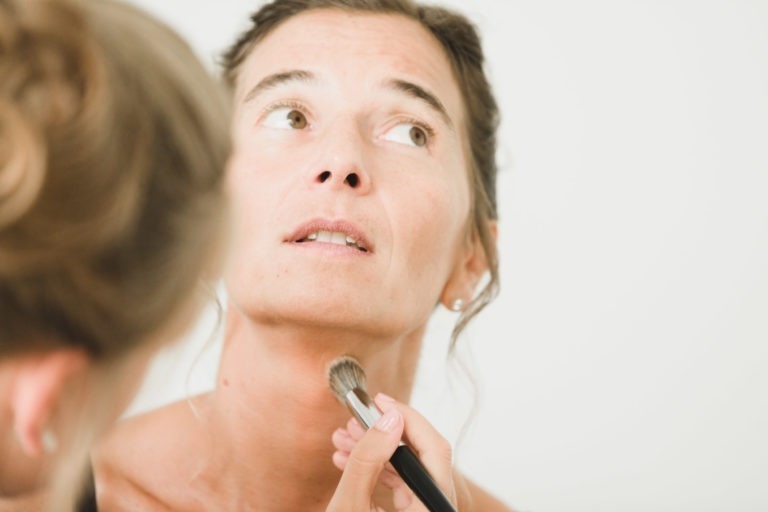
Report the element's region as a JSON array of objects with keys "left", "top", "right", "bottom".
[
  {"left": 0, "top": 299, "right": 202, "bottom": 511},
  {"left": 94, "top": 9, "right": 511, "bottom": 512}
]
